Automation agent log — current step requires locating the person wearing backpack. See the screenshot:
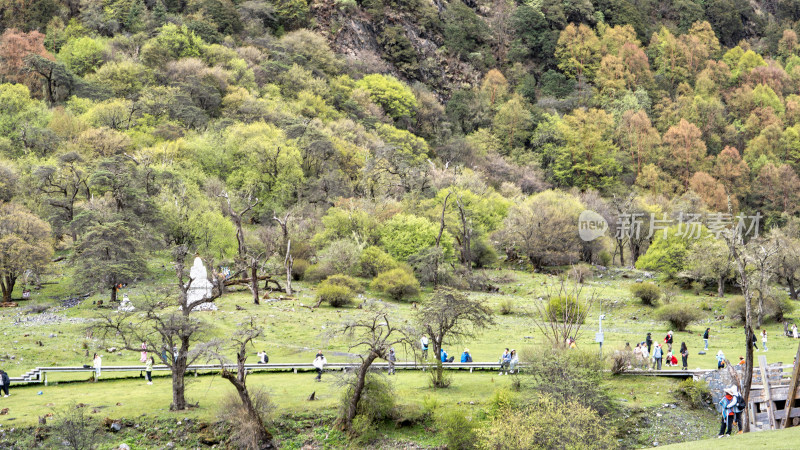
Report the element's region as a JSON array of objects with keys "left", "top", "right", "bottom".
[
  {"left": 718, "top": 387, "right": 737, "bottom": 437},
  {"left": 645, "top": 332, "right": 653, "bottom": 354},
  {"left": 257, "top": 350, "right": 269, "bottom": 364},
  {"left": 652, "top": 344, "right": 663, "bottom": 370},
  {"left": 420, "top": 336, "right": 429, "bottom": 360},
  {"left": 664, "top": 331, "right": 674, "bottom": 352},
  {"left": 716, "top": 350, "right": 726, "bottom": 369},
  {"left": 703, "top": 328, "right": 710, "bottom": 351},
  {"left": 731, "top": 385, "right": 745, "bottom": 434}
]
